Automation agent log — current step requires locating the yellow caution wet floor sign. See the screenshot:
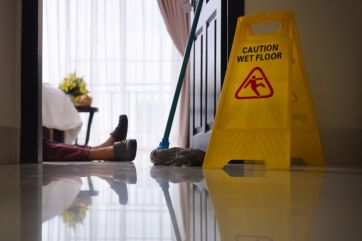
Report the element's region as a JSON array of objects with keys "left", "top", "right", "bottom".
[{"left": 203, "top": 11, "right": 325, "bottom": 169}]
